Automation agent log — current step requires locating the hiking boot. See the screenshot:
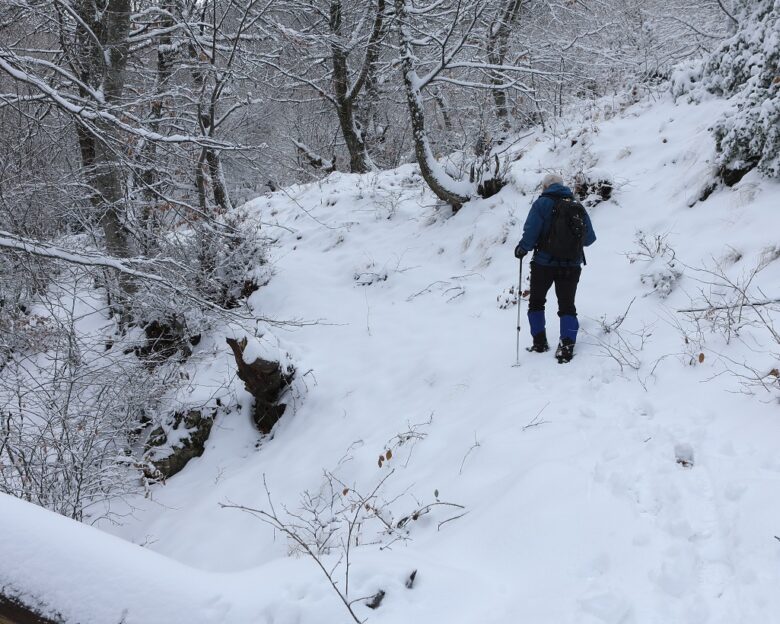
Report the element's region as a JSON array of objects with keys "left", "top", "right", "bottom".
[
  {"left": 555, "top": 338, "right": 575, "bottom": 363},
  {"left": 527, "top": 331, "right": 550, "bottom": 353}
]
